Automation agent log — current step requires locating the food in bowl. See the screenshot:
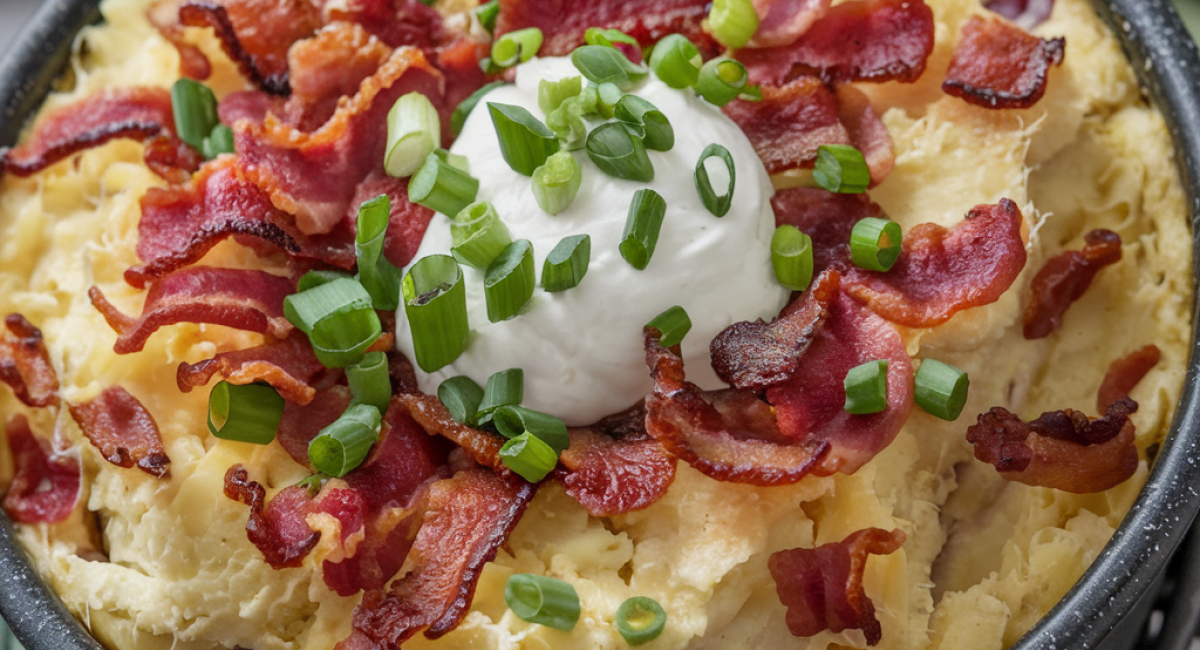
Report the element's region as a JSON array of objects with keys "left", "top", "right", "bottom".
[{"left": 0, "top": 0, "right": 1190, "bottom": 648}]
